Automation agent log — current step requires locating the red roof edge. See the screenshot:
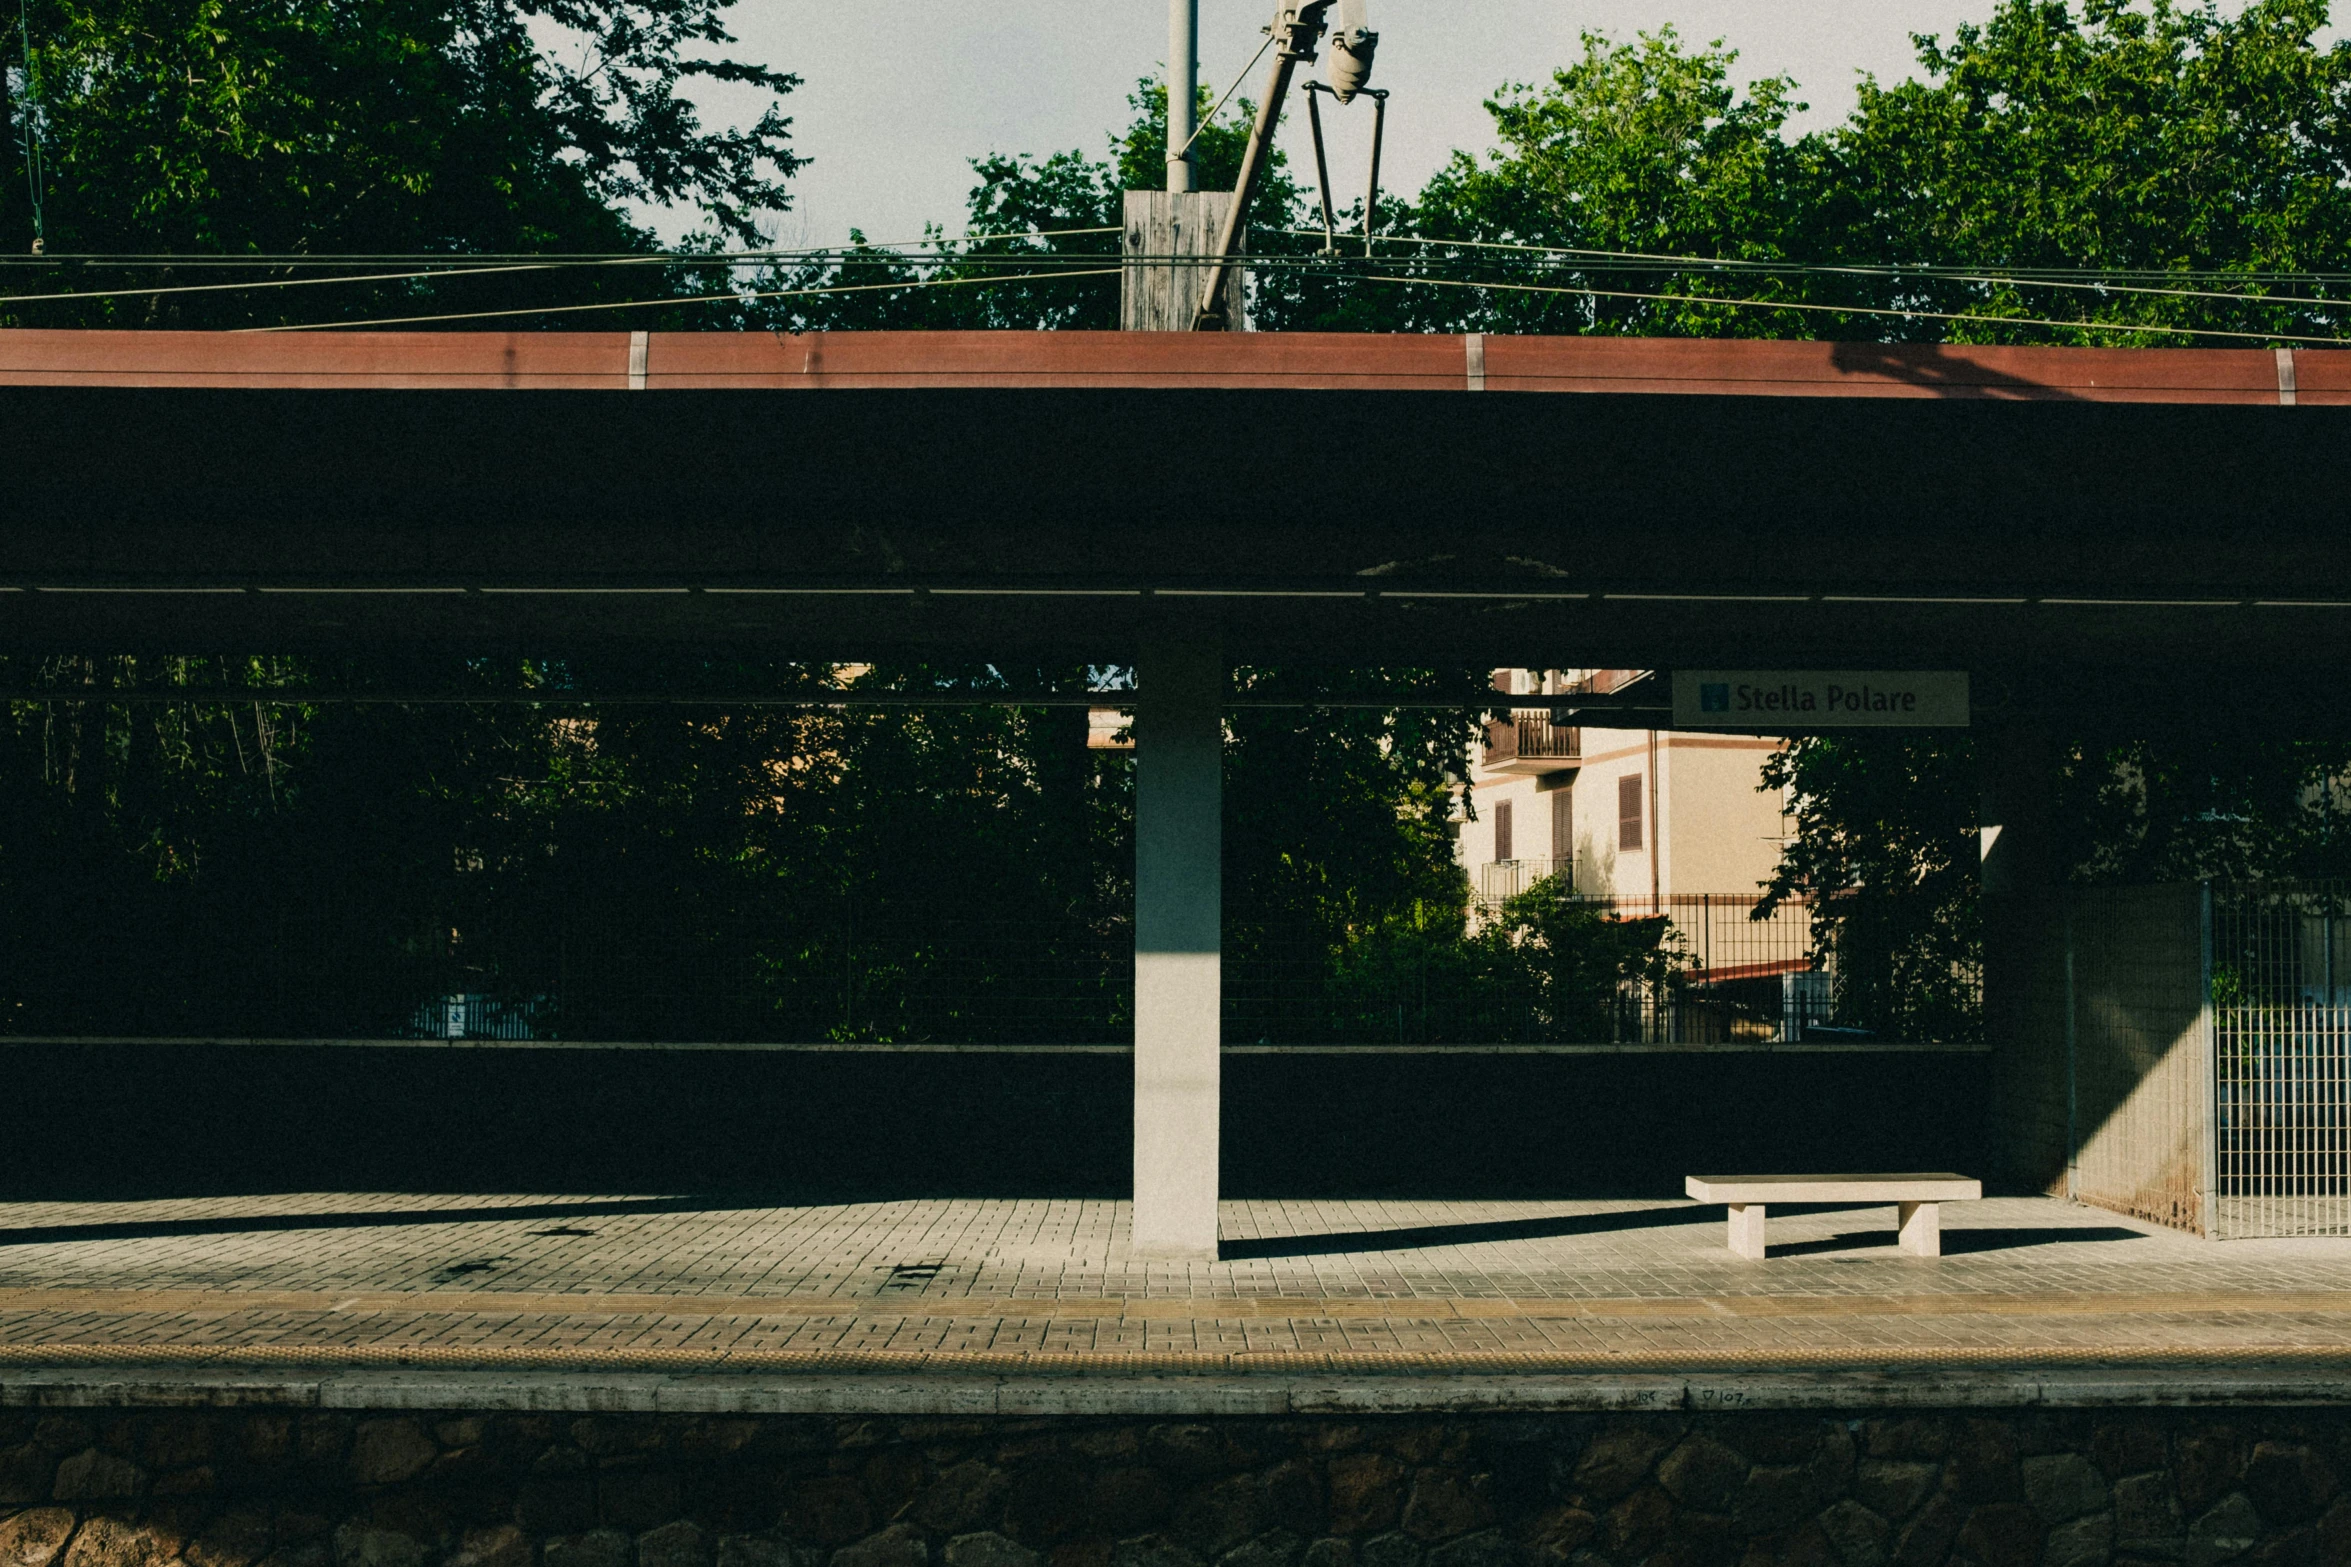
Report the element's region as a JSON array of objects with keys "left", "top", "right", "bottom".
[{"left": 0, "top": 327, "right": 2335, "bottom": 402}]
